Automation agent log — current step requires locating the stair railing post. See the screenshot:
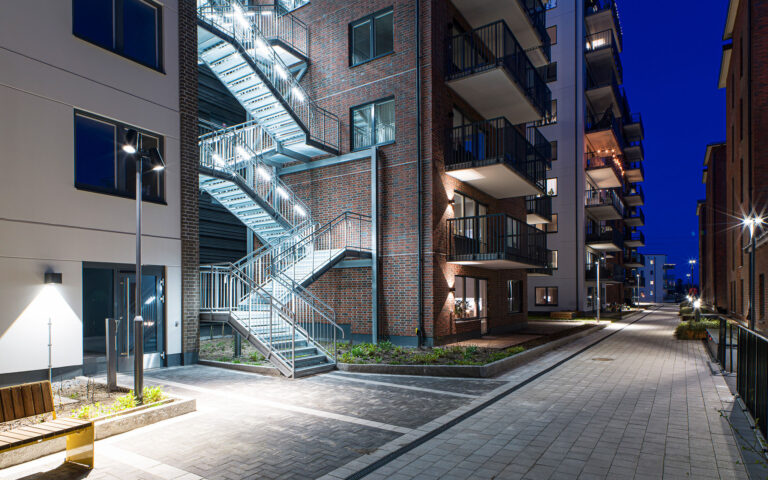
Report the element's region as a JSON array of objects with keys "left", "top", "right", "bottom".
[{"left": 292, "top": 309, "right": 296, "bottom": 378}]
